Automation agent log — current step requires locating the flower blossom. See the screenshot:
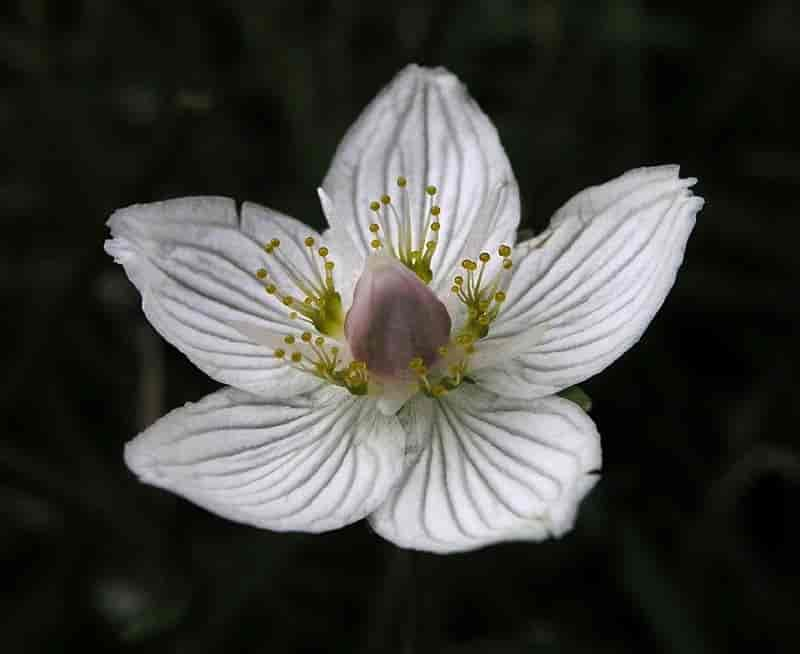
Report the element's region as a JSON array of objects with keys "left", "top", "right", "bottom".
[{"left": 105, "top": 65, "right": 703, "bottom": 553}]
